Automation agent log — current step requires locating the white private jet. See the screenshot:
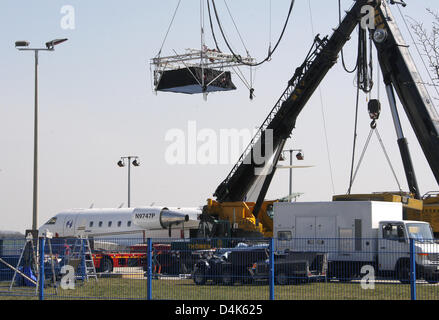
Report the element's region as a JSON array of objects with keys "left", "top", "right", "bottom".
[{"left": 38, "top": 206, "right": 202, "bottom": 247}]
